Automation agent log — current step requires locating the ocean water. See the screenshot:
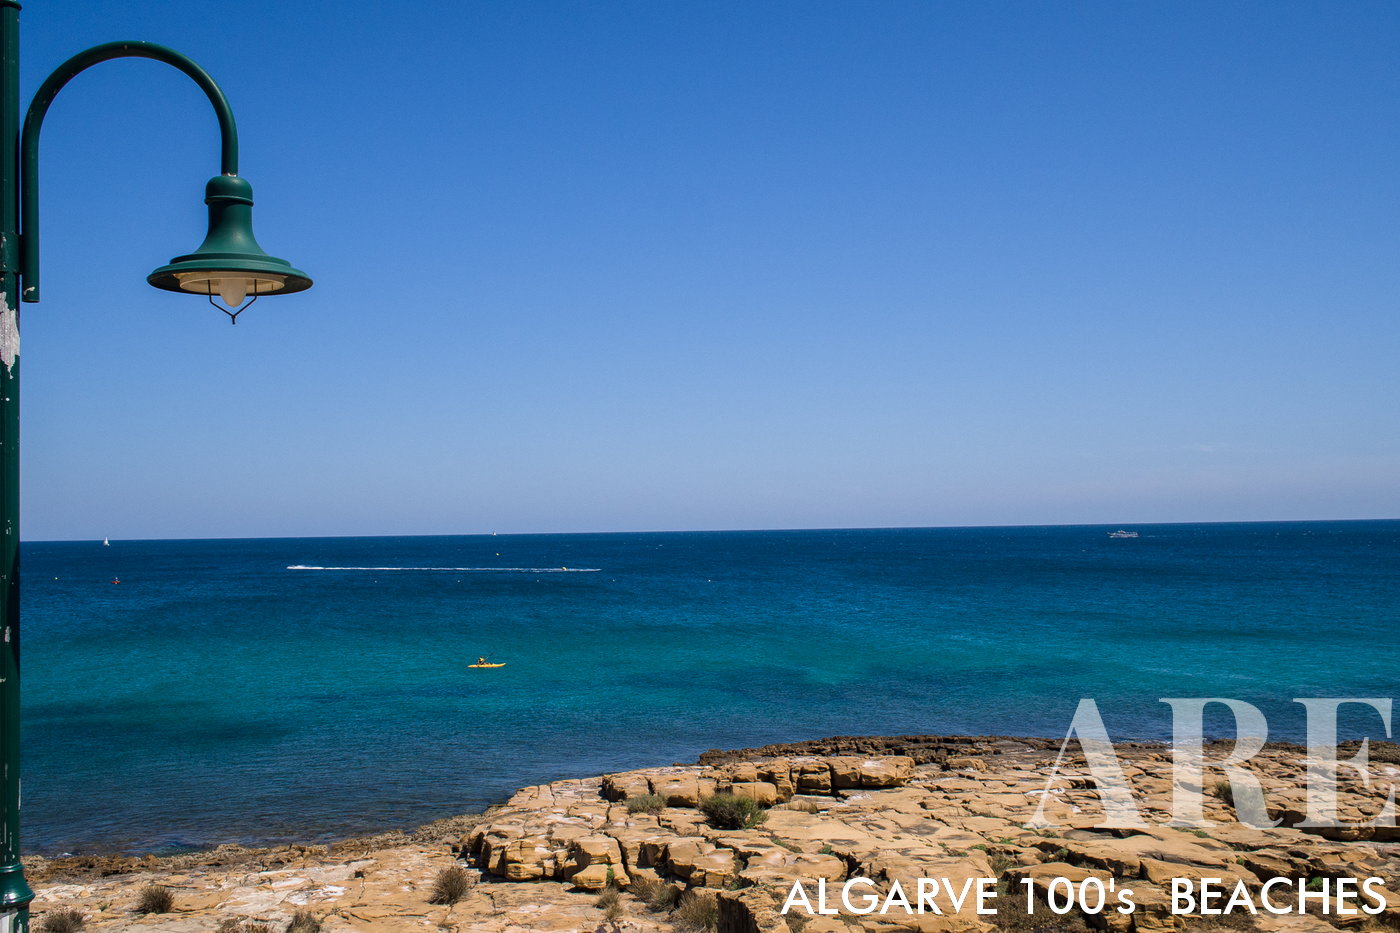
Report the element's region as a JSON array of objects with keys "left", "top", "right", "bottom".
[{"left": 23, "top": 521, "right": 1400, "bottom": 855}]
